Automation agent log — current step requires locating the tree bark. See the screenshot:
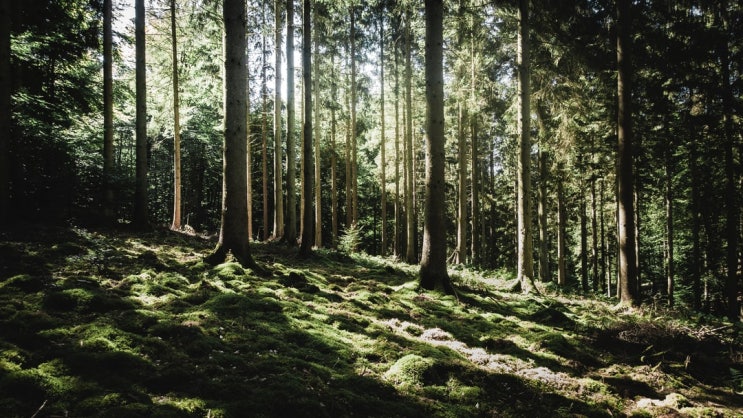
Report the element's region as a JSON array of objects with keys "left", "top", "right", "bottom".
[
  {"left": 665, "top": 146, "right": 674, "bottom": 307},
  {"left": 379, "top": 12, "right": 387, "bottom": 256},
  {"left": 205, "top": 0, "right": 257, "bottom": 270},
  {"left": 404, "top": 9, "right": 415, "bottom": 264},
  {"left": 580, "top": 187, "right": 589, "bottom": 292},
  {"left": 456, "top": 103, "right": 467, "bottom": 264},
  {"left": 616, "top": 0, "right": 638, "bottom": 306},
  {"left": 261, "top": 1, "right": 270, "bottom": 240},
  {"left": 299, "top": 0, "right": 313, "bottom": 257},
  {"left": 719, "top": 0, "right": 739, "bottom": 321},
  {"left": 689, "top": 98, "right": 701, "bottom": 310},
  {"left": 284, "top": 0, "right": 297, "bottom": 243},
  {"left": 536, "top": 104, "right": 549, "bottom": 282},
  {"left": 394, "top": 41, "right": 401, "bottom": 258},
  {"left": 516, "top": 0, "right": 535, "bottom": 292},
  {"left": 420, "top": 0, "right": 453, "bottom": 294},
  {"left": 103, "top": 0, "right": 115, "bottom": 222},
  {"left": 170, "top": 0, "right": 182, "bottom": 231},
  {"left": 591, "top": 177, "right": 599, "bottom": 291},
  {"left": 134, "top": 0, "right": 149, "bottom": 228},
  {"left": 557, "top": 168, "right": 567, "bottom": 287},
  {"left": 330, "top": 55, "right": 338, "bottom": 246},
  {"left": 350, "top": 6, "right": 358, "bottom": 227},
  {"left": 313, "top": 13, "right": 321, "bottom": 249},
  {"left": 273, "top": 0, "right": 284, "bottom": 240}
]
